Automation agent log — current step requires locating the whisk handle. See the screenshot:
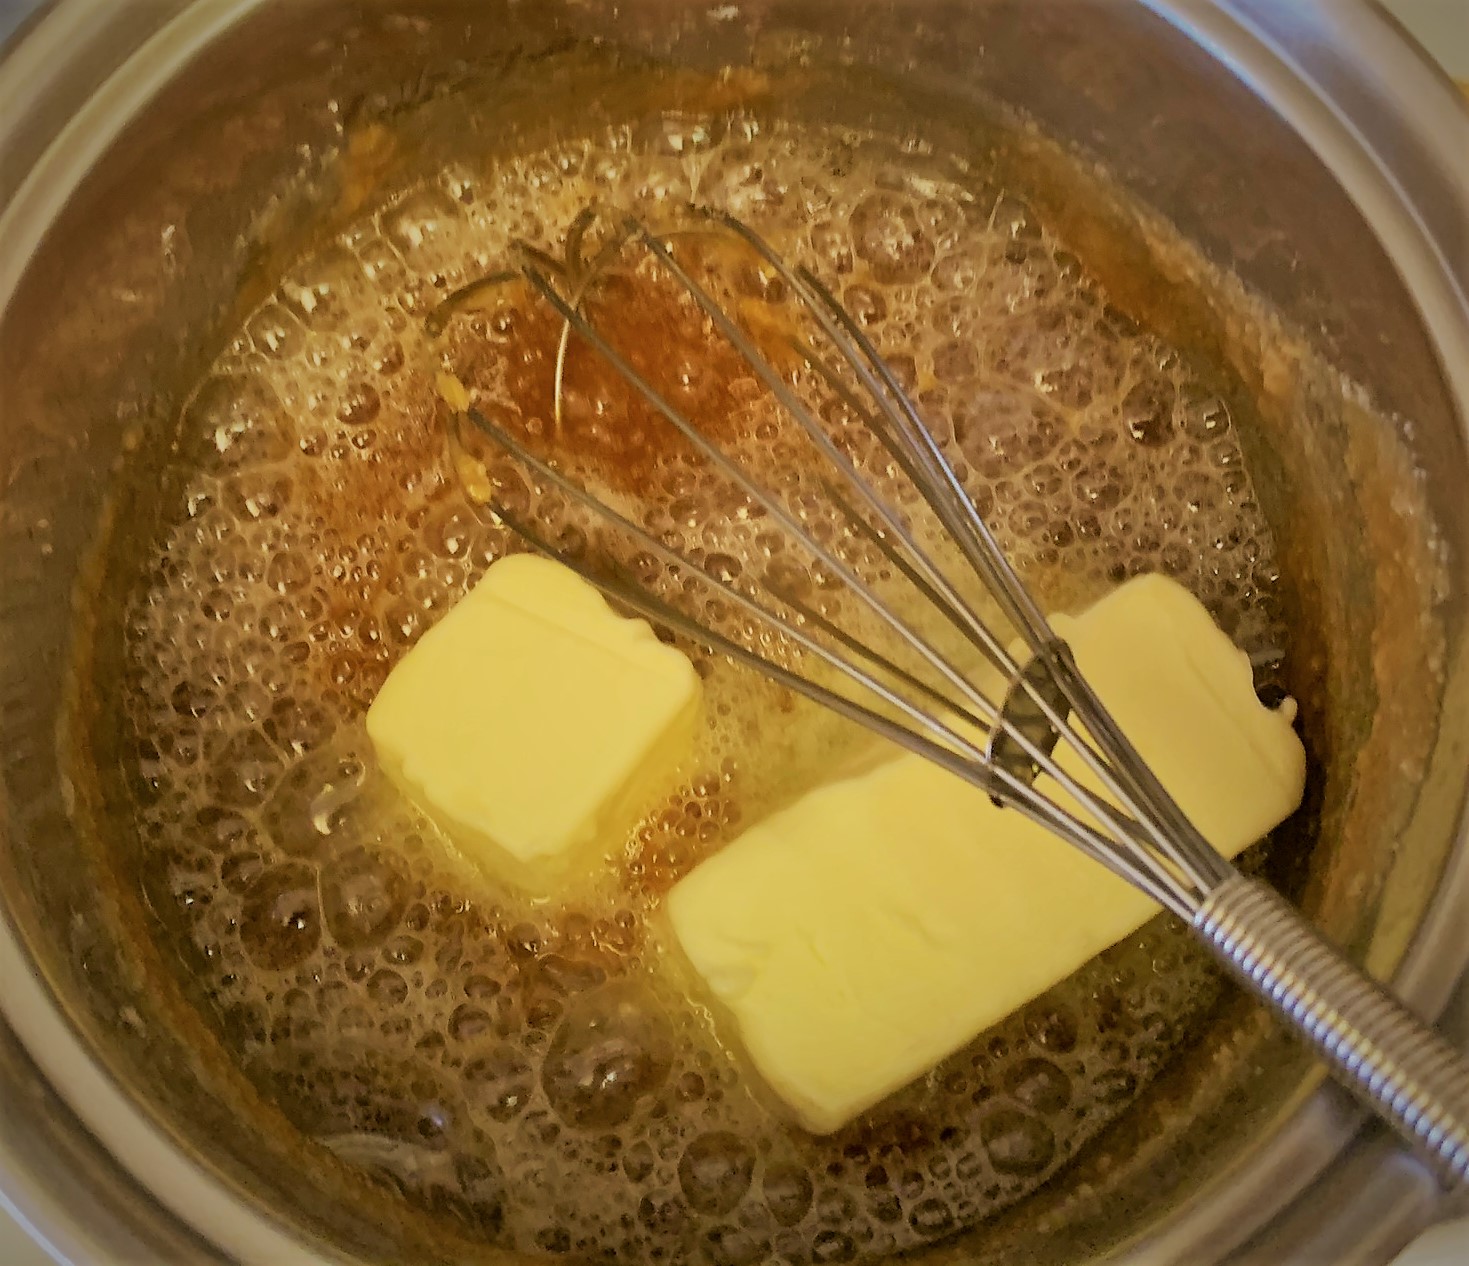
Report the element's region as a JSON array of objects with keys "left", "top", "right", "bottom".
[{"left": 1194, "top": 873, "right": 1469, "bottom": 1187}]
